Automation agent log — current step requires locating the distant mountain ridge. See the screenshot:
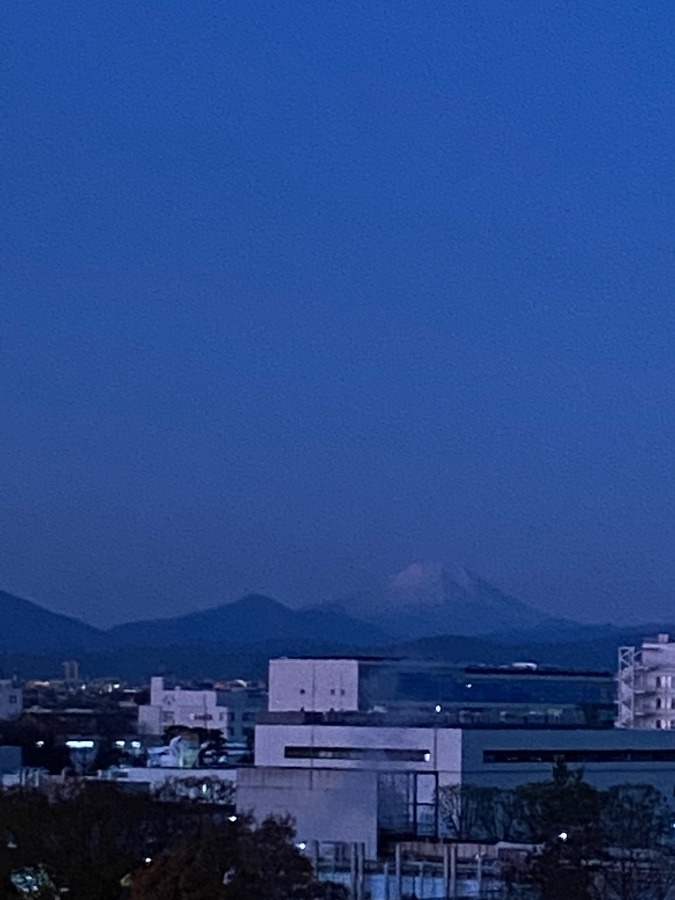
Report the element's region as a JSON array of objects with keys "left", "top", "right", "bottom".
[
  {"left": 0, "top": 563, "right": 672, "bottom": 680},
  {"left": 0, "top": 590, "right": 107, "bottom": 655},
  {"left": 107, "top": 594, "right": 386, "bottom": 648}
]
